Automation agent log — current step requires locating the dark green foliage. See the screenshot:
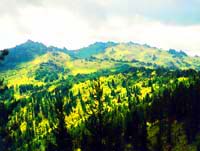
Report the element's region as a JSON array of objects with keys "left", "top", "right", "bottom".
[
  {"left": 54, "top": 90, "right": 72, "bottom": 151},
  {"left": 35, "top": 61, "right": 66, "bottom": 82},
  {"left": 0, "top": 40, "right": 48, "bottom": 70},
  {"left": 19, "top": 84, "right": 41, "bottom": 95},
  {"left": 0, "top": 49, "right": 9, "bottom": 61},
  {"left": 73, "top": 42, "right": 117, "bottom": 58},
  {"left": 2, "top": 40, "right": 200, "bottom": 151},
  {"left": 168, "top": 49, "right": 187, "bottom": 58},
  {"left": 0, "top": 41, "right": 70, "bottom": 70},
  {"left": 1, "top": 67, "right": 200, "bottom": 150}
]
